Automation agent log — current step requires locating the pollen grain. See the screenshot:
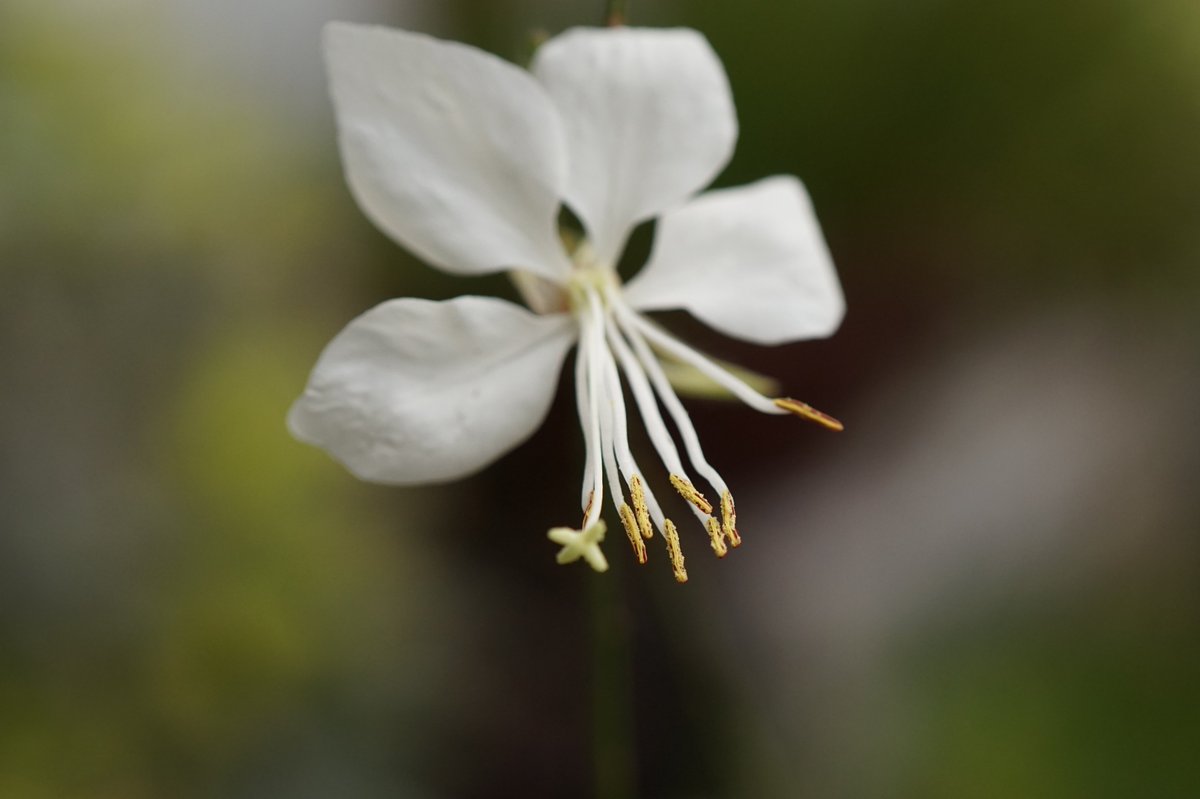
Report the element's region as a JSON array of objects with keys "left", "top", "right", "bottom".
[
  {"left": 663, "top": 519, "right": 688, "bottom": 583},
  {"left": 581, "top": 489, "right": 595, "bottom": 528},
  {"left": 706, "top": 516, "right": 728, "bottom": 558},
  {"left": 774, "top": 397, "right": 844, "bottom": 431},
  {"left": 720, "top": 491, "right": 741, "bottom": 548},
  {"left": 629, "top": 475, "right": 654, "bottom": 540},
  {"left": 618, "top": 503, "right": 648, "bottom": 564},
  {"left": 669, "top": 474, "right": 713, "bottom": 515}
]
